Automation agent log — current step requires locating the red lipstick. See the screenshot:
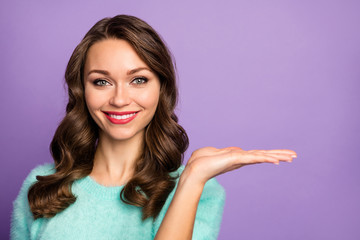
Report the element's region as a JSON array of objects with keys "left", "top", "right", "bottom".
[{"left": 103, "top": 111, "right": 139, "bottom": 124}]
